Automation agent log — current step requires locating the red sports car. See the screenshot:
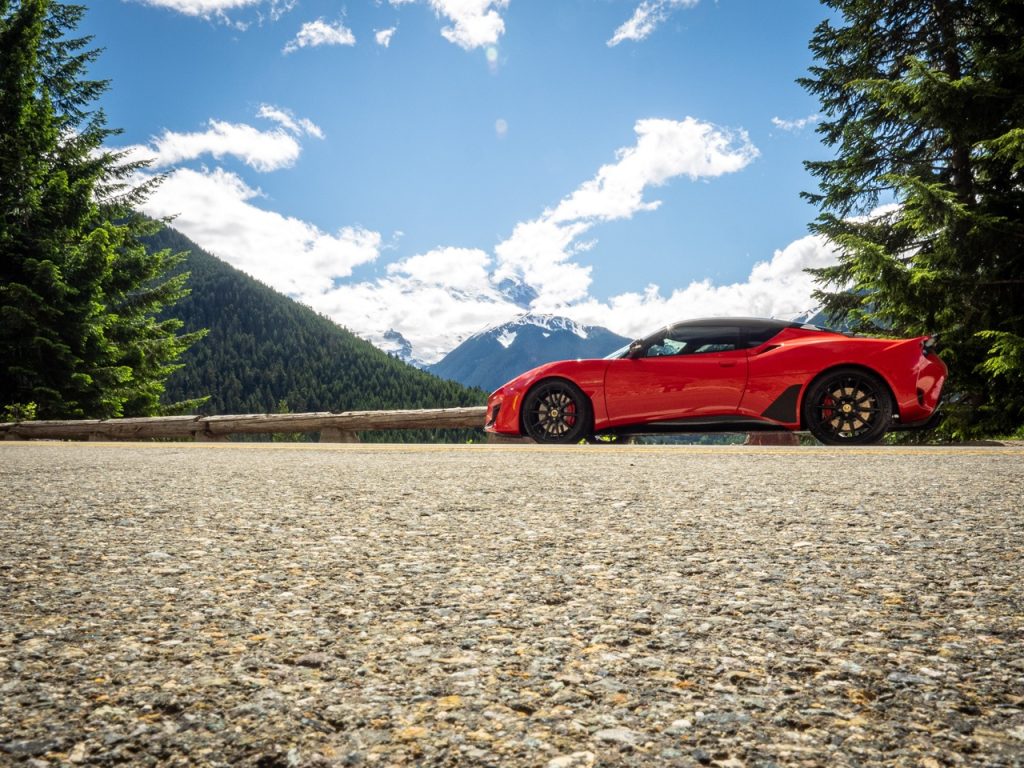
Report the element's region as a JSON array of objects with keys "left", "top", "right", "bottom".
[{"left": 484, "top": 318, "right": 946, "bottom": 445}]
